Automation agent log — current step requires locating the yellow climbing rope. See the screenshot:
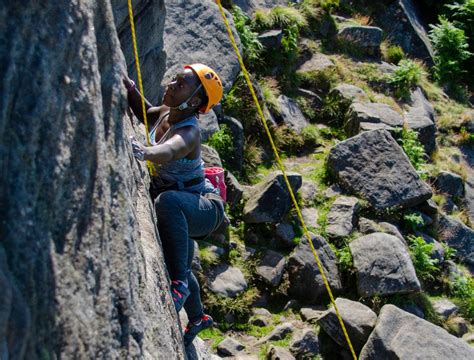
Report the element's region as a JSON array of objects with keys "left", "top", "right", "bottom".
[
  {"left": 214, "top": 1, "right": 357, "bottom": 358},
  {"left": 127, "top": 0, "right": 156, "bottom": 176}
]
